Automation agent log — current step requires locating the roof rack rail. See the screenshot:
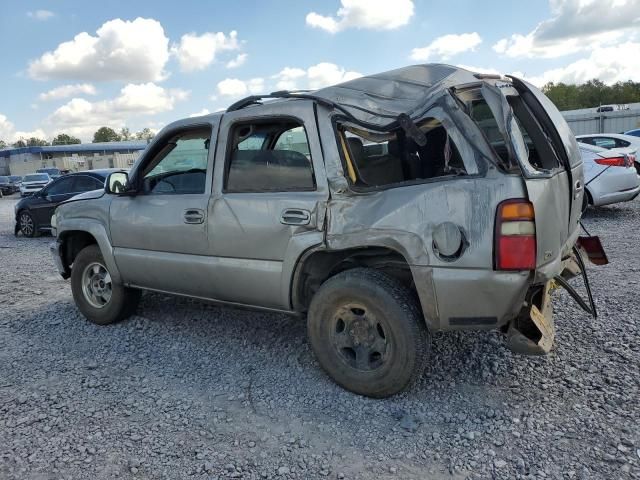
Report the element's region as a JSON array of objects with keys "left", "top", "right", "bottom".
[{"left": 225, "top": 90, "right": 425, "bottom": 136}]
